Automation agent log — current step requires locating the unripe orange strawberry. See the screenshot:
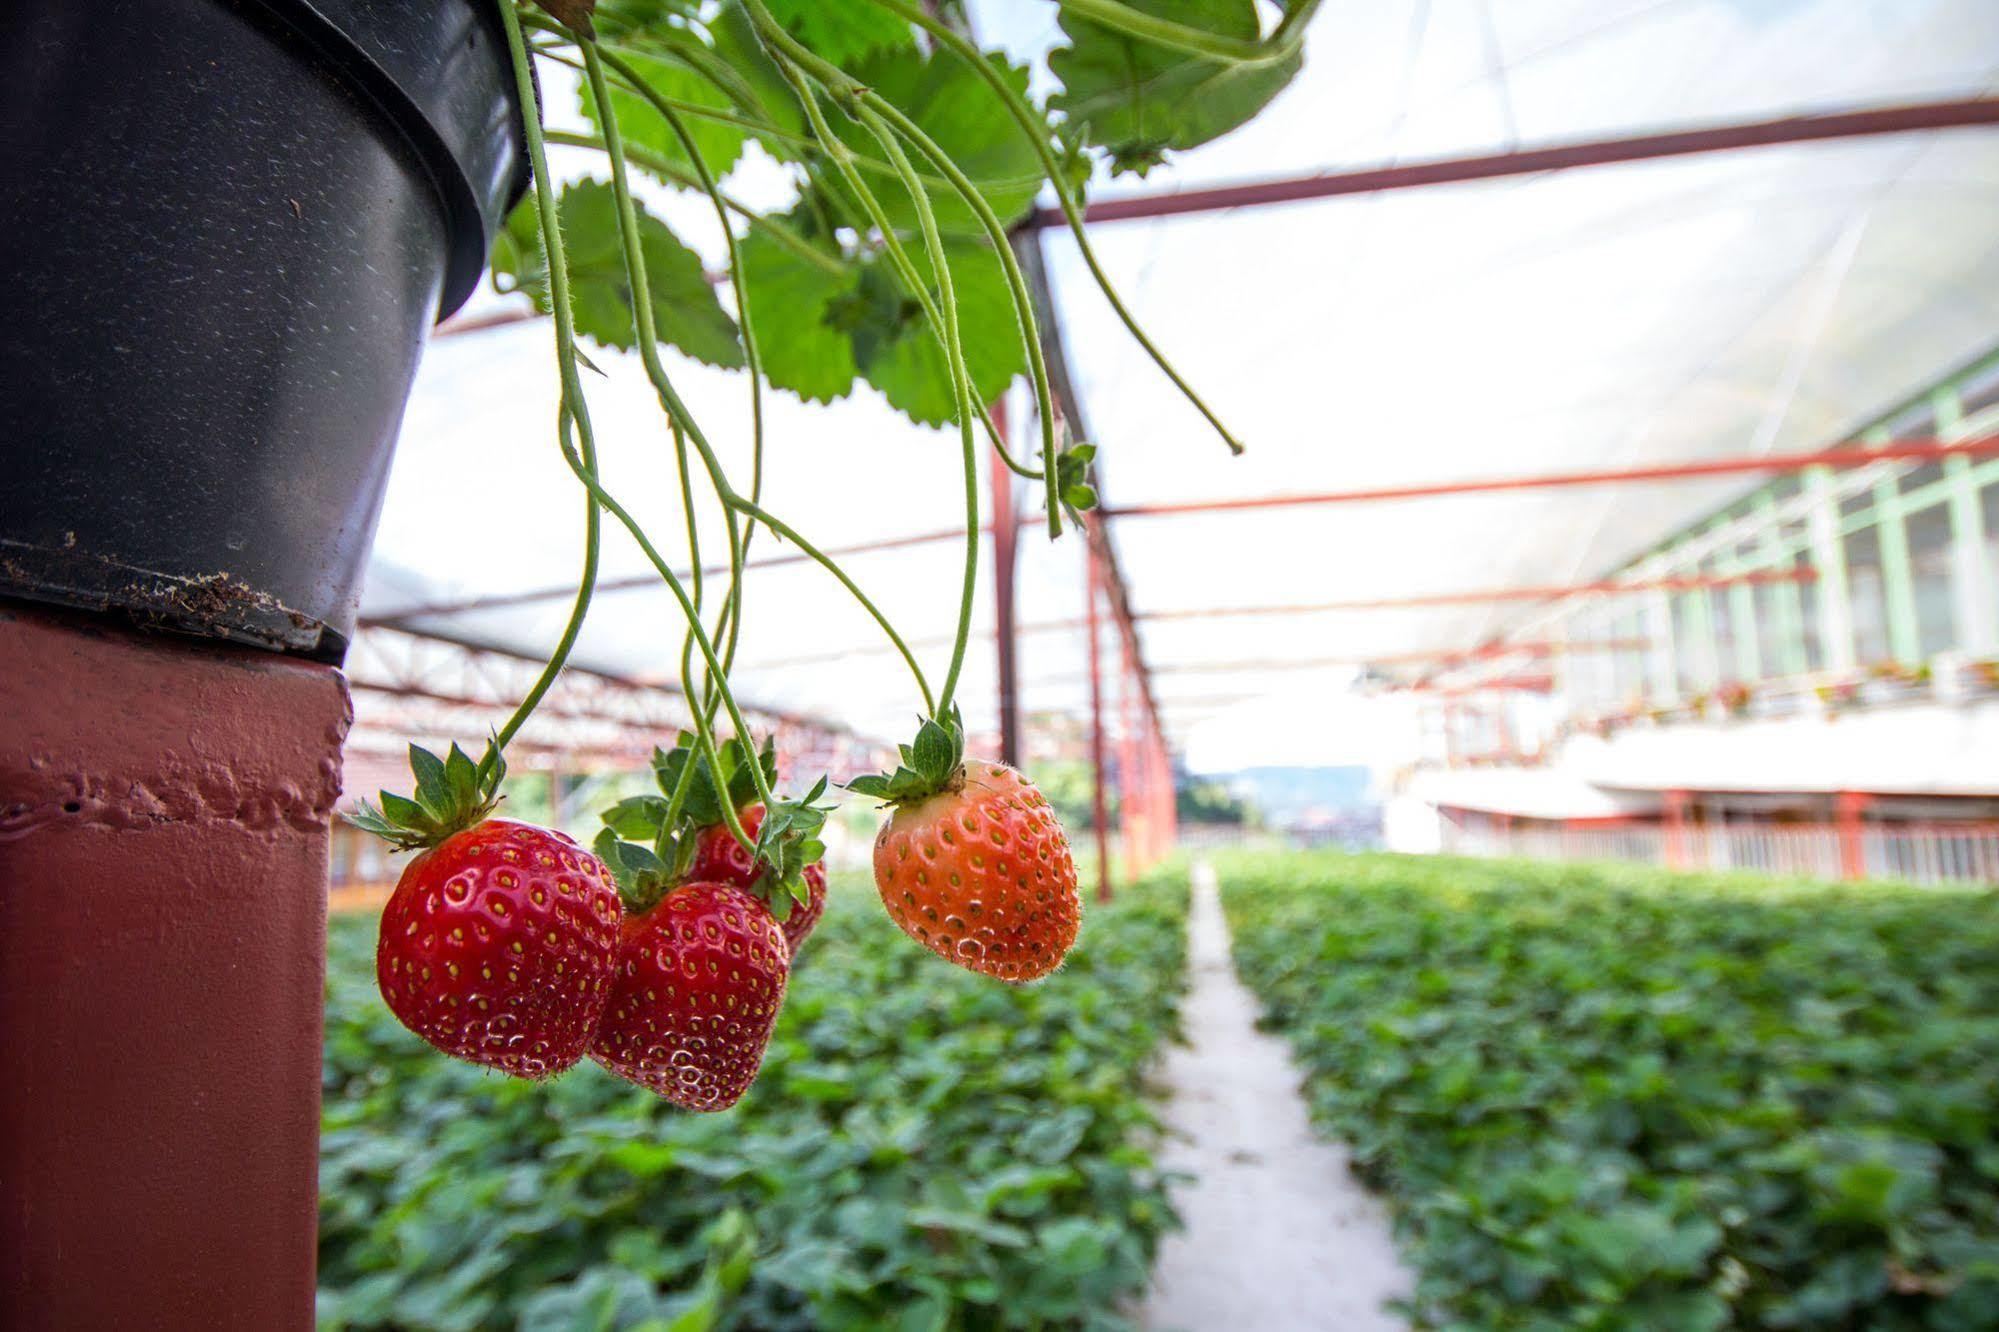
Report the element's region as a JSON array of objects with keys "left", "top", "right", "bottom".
[{"left": 865, "top": 745, "right": 1081, "bottom": 982}]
